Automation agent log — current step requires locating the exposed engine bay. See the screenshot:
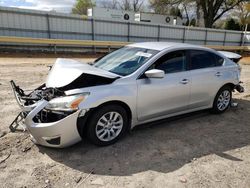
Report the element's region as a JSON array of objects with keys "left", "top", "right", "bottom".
[
  {"left": 9, "top": 58, "right": 119, "bottom": 132},
  {"left": 10, "top": 80, "right": 65, "bottom": 106}
]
